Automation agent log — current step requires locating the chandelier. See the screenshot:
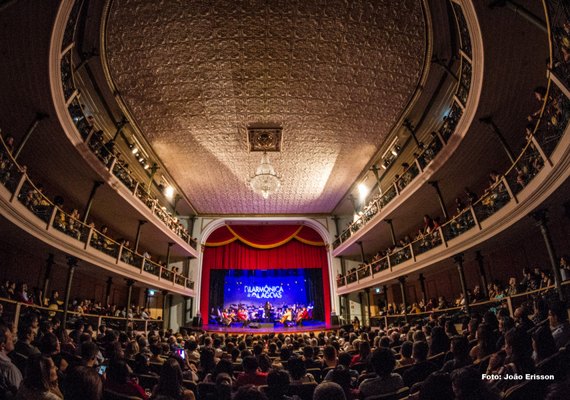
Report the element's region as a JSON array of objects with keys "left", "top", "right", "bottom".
[{"left": 249, "top": 152, "right": 281, "bottom": 199}]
